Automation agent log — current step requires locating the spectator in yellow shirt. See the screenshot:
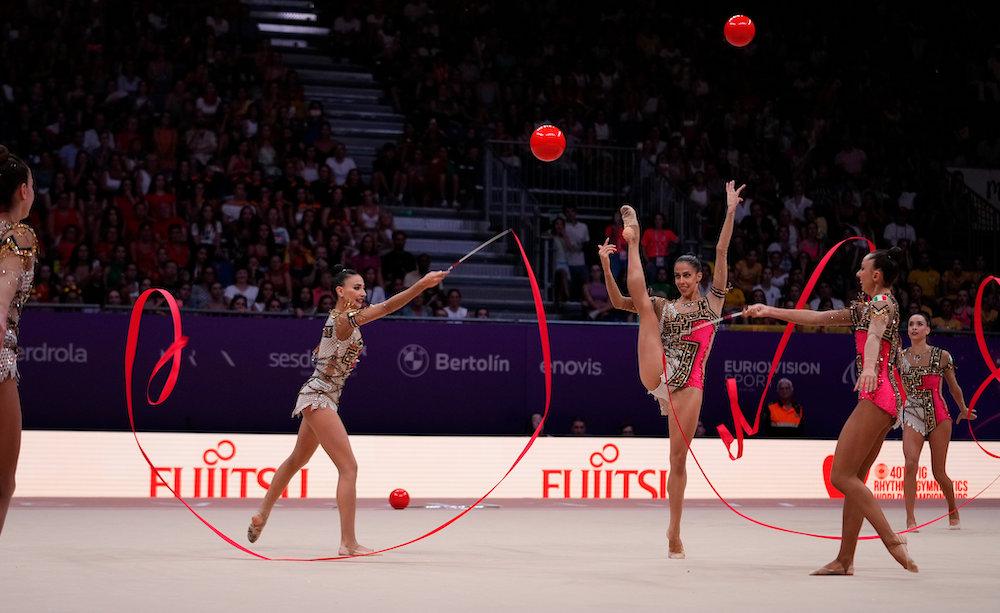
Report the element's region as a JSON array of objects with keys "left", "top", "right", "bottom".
[
  {"left": 724, "top": 266, "right": 746, "bottom": 314},
  {"left": 906, "top": 282, "right": 935, "bottom": 316},
  {"left": 734, "top": 249, "right": 763, "bottom": 294},
  {"left": 941, "top": 258, "right": 971, "bottom": 299},
  {"left": 931, "top": 299, "right": 964, "bottom": 331},
  {"left": 907, "top": 253, "right": 941, "bottom": 299},
  {"left": 970, "top": 255, "right": 989, "bottom": 290}
]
